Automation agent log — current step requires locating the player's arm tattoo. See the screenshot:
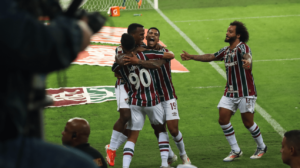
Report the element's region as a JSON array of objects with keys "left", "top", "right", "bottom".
[
  {"left": 191, "top": 54, "right": 216, "bottom": 62},
  {"left": 138, "top": 59, "right": 166, "bottom": 69},
  {"left": 242, "top": 53, "right": 252, "bottom": 70}
]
